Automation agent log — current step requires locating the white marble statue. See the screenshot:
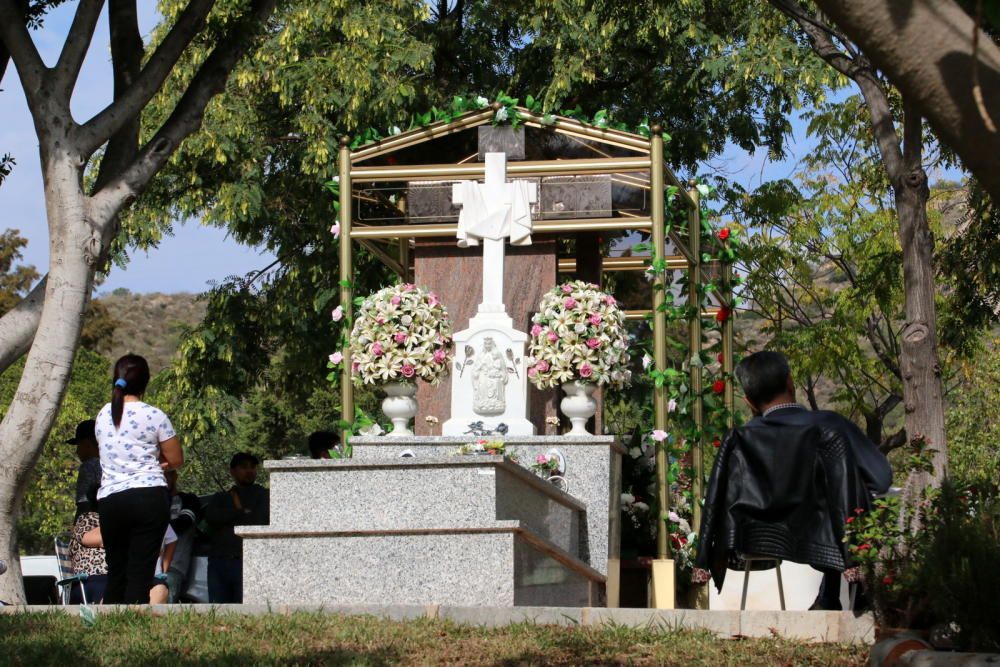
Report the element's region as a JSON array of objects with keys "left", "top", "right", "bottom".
[
  {"left": 472, "top": 337, "right": 508, "bottom": 415},
  {"left": 442, "top": 152, "right": 537, "bottom": 436}
]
